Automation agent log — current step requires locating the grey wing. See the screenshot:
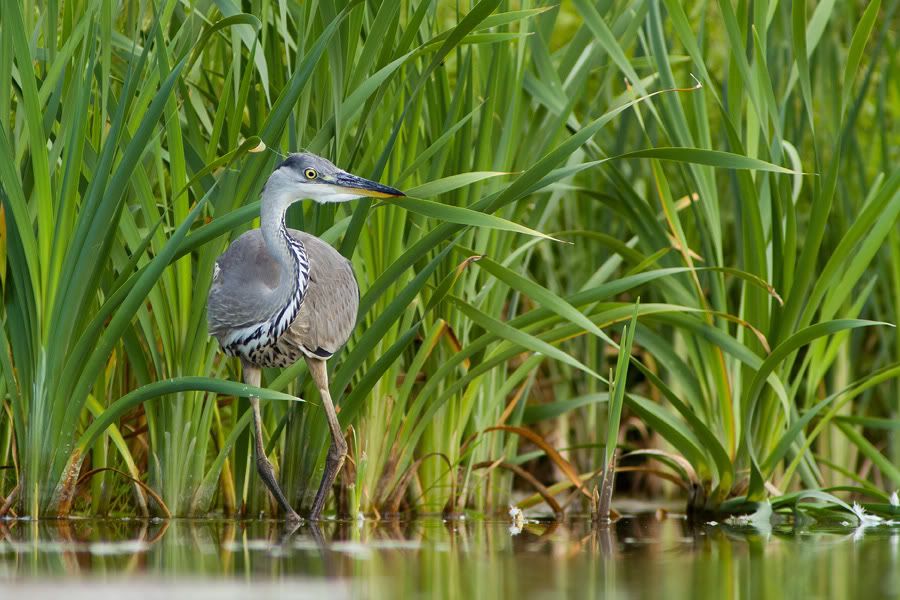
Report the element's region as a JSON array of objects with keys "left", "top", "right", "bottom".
[
  {"left": 207, "top": 230, "right": 282, "bottom": 340},
  {"left": 281, "top": 229, "right": 359, "bottom": 358}
]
